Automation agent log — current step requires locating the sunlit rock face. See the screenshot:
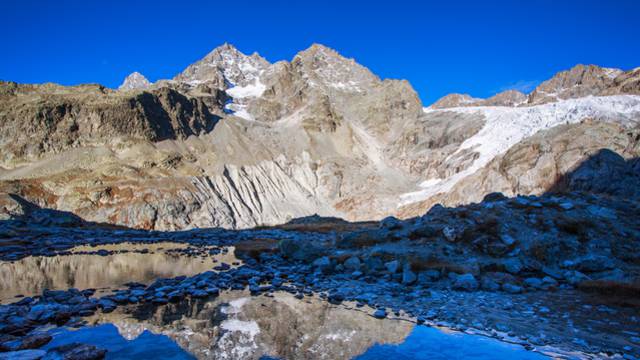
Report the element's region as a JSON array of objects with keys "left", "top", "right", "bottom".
[
  {"left": 88, "top": 291, "right": 413, "bottom": 360},
  {"left": 0, "top": 243, "right": 238, "bottom": 302}
]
